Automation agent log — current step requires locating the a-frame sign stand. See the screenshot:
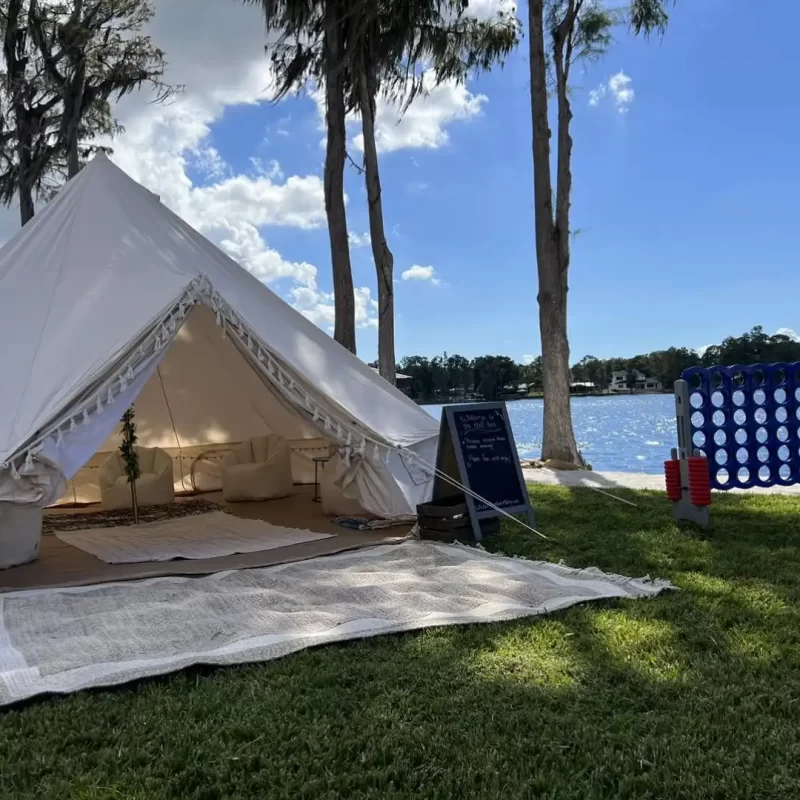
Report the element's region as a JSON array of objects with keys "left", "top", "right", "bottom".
[{"left": 432, "top": 402, "right": 535, "bottom": 541}]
